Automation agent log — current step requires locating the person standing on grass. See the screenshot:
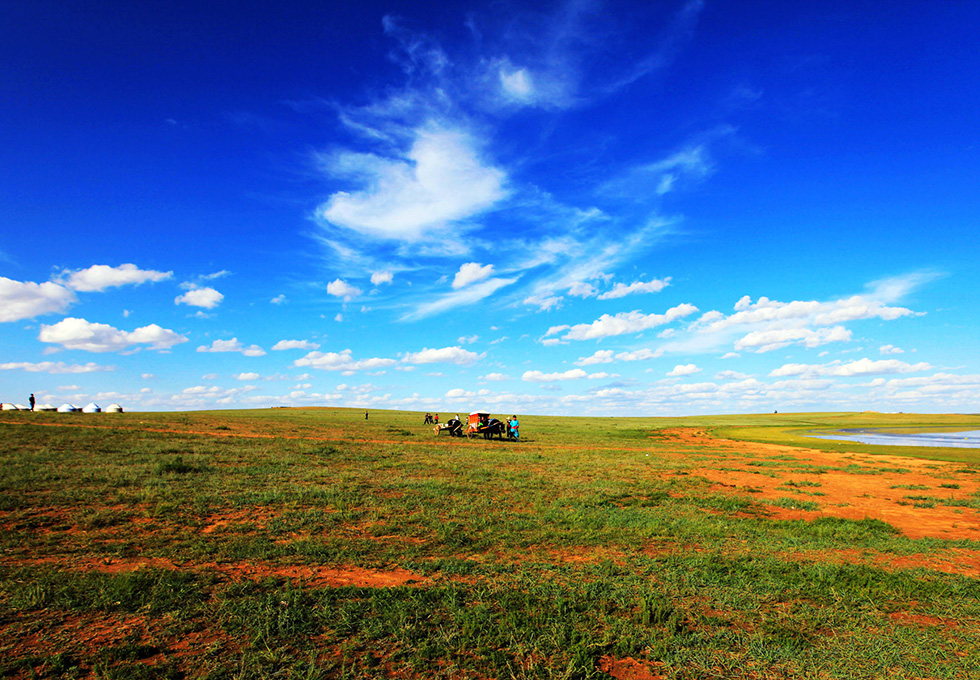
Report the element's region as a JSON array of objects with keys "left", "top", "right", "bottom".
[
  {"left": 509, "top": 414, "right": 519, "bottom": 440},
  {"left": 365, "top": 411, "right": 369, "bottom": 420},
  {"left": 29, "top": 394, "right": 35, "bottom": 411}
]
